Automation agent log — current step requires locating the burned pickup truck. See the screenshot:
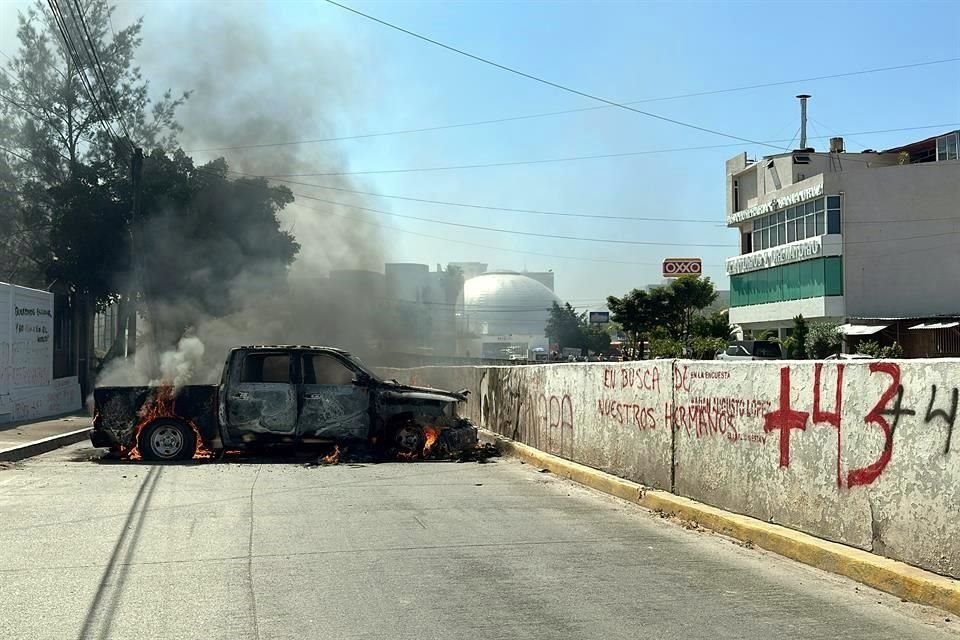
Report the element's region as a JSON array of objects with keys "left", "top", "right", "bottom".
[{"left": 91, "top": 345, "right": 477, "bottom": 461}]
